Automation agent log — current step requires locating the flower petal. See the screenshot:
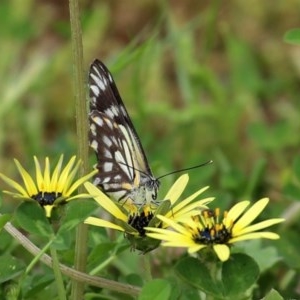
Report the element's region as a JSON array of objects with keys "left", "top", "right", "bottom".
[
  {"left": 84, "top": 182, "right": 127, "bottom": 221},
  {"left": 0, "top": 173, "right": 30, "bottom": 197},
  {"left": 225, "top": 200, "right": 250, "bottom": 227},
  {"left": 43, "top": 157, "right": 51, "bottom": 191},
  {"left": 58, "top": 156, "right": 77, "bottom": 192},
  {"left": 171, "top": 186, "right": 210, "bottom": 214},
  {"left": 233, "top": 198, "right": 269, "bottom": 231},
  {"left": 49, "top": 155, "right": 64, "bottom": 191},
  {"left": 65, "top": 169, "right": 97, "bottom": 196},
  {"left": 85, "top": 217, "right": 124, "bottom": 231},
  {"left": 164, "top": 174, "right": 189, "bottom": 204},
  {"left": 34, "top": 156, "right": 44, "bottom": 191},
  {"left": 230, "top": 231, "right": 280, "bottom": 243},
  {"left": 14, "top": 159, "right": 38, "bottom": 196},
  {"left": 233, "top": 218, "right": 285, "bottom": 236},
  {"left": 213, "top": 244, "right": 230, "bottom": 261}
]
